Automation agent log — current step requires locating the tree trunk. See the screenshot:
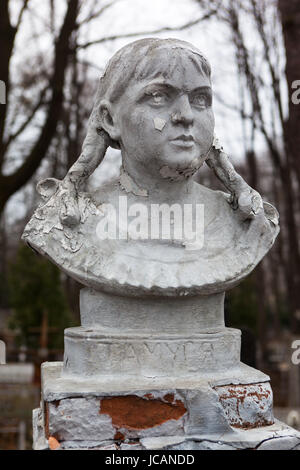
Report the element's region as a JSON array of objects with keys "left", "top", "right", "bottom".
[
  {"left": 279, "top": 0, "right": 300, "bottom": 187},
  {"left": 0, "top": 0, "right": 79, "bottom": 217}
]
